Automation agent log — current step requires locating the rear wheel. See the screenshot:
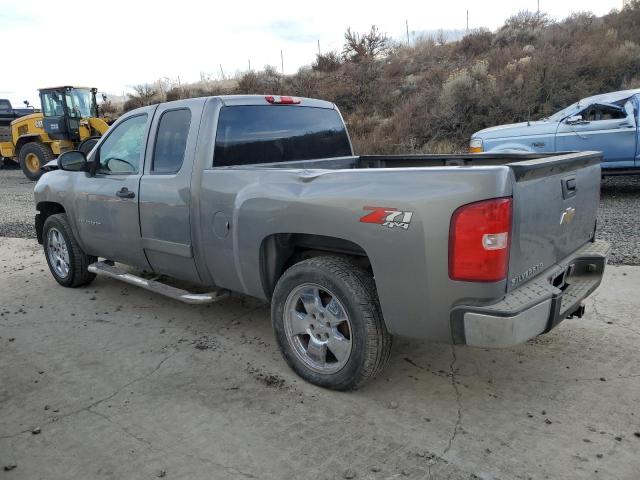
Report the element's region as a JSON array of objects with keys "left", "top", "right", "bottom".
[
  {"left": 43, "top": 213, "right": 96, "bottom": 288},
  {"left": 18, "top": 142, "right": 53, "bottom": 181},
  {"left": 271, "top": 256, "right": 392, "bottom": 390}
]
